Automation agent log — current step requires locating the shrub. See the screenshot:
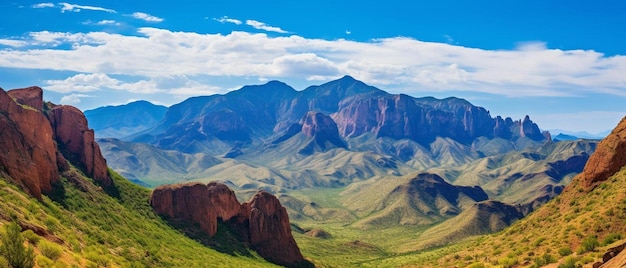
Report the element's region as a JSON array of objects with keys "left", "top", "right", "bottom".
[
  {"left": 577, "top": 236, "right": 599, "bottom": 254},
  {"left": 558, "top": 246, "right": 573, "bottom": 256},
  {"left": 38, "top": 240, "right": 62, "bottom": 260},
  {"left": 557, "top": 256, "right": 578, "bottom": 268},
  {"left": 602, "top": 233, "right": 622, "bottom": 246},
  {"left": 498, "top": 257, "right": 518, "bottom": 268},
  {"left": 0, "top": 221, "right": 35, "bottom": 268},
  {"left": 21, "top": 230, "right": 40, "bottom": 245}
]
